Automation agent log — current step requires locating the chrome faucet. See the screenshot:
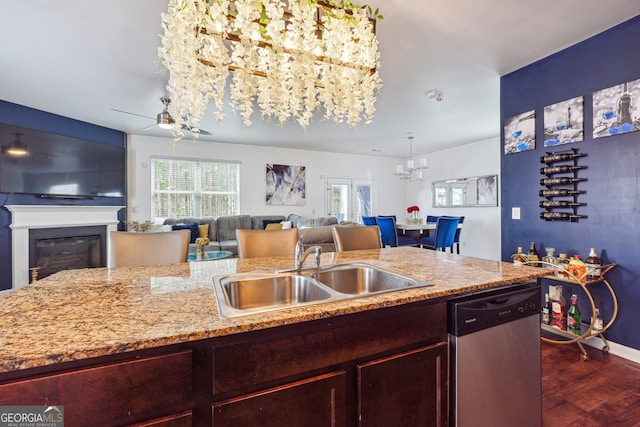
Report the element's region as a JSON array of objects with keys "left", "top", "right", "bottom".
[{"left": 294, "top": 235, "right": 322, "bottom": 270}]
